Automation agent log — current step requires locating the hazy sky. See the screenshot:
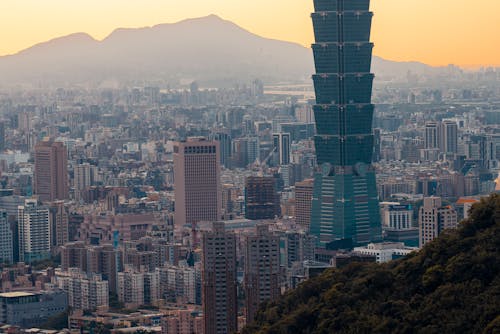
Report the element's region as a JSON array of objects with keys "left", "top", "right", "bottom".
[{"left": 1, "top": 0, "right": 499, "bottom": 67}]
